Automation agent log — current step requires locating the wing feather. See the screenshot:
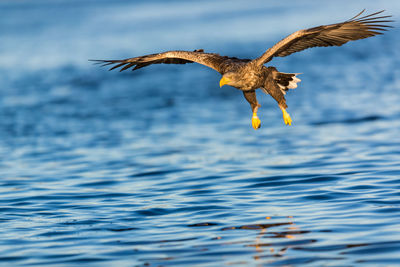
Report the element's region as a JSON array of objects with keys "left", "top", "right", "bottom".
[
  {"left": 91, "top": 49, "right": 249, "bottom": 74},
  {"left": 255, "top": 10, "right": 393, "bottom": 65}
]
